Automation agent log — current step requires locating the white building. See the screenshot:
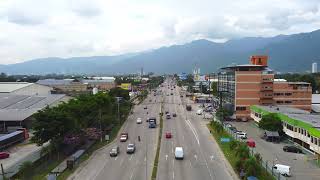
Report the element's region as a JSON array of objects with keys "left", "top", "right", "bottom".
[{"left": 312, "top": 62, "right": 317, "bottom": 73}]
